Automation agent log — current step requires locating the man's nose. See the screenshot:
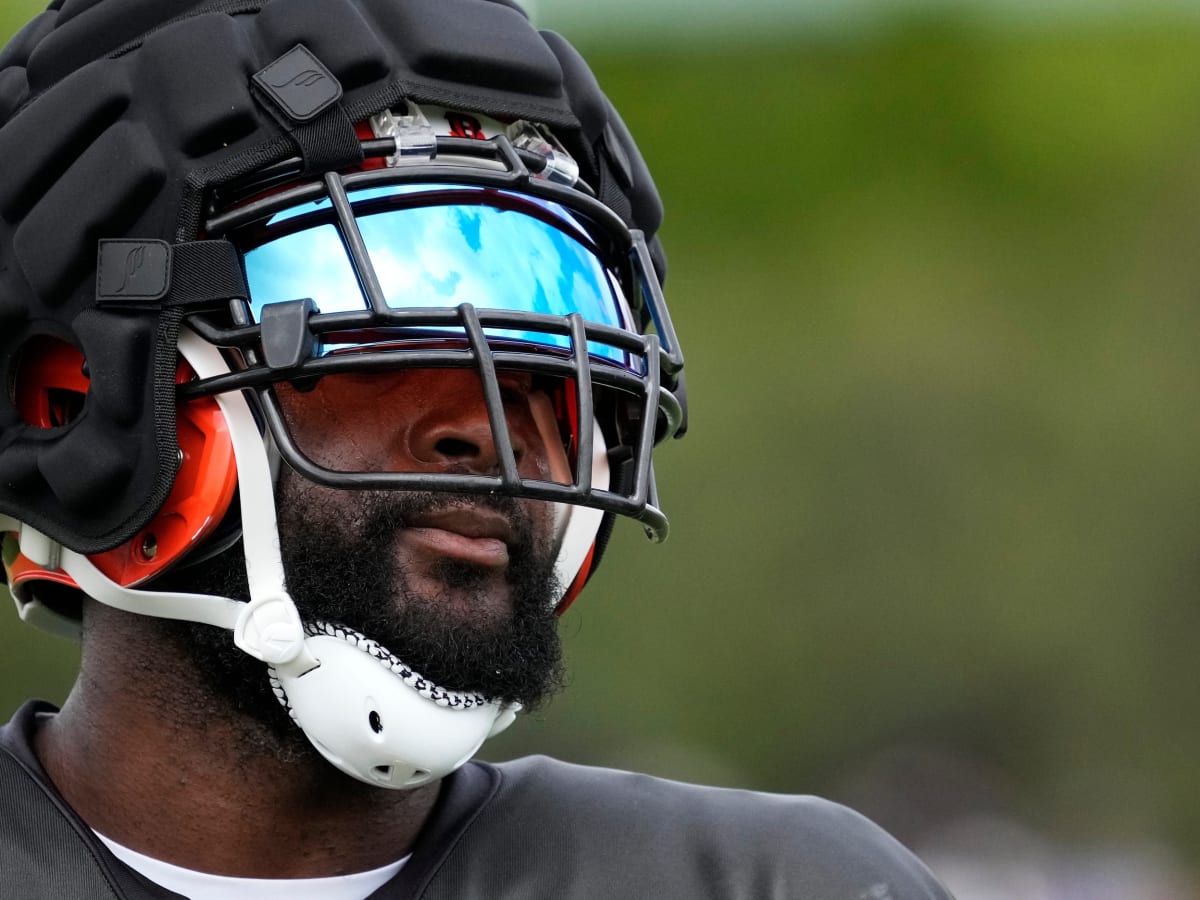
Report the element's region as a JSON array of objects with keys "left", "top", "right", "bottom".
[{"left": 406, "top": 370, "right": 523, "bottom": 475}]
